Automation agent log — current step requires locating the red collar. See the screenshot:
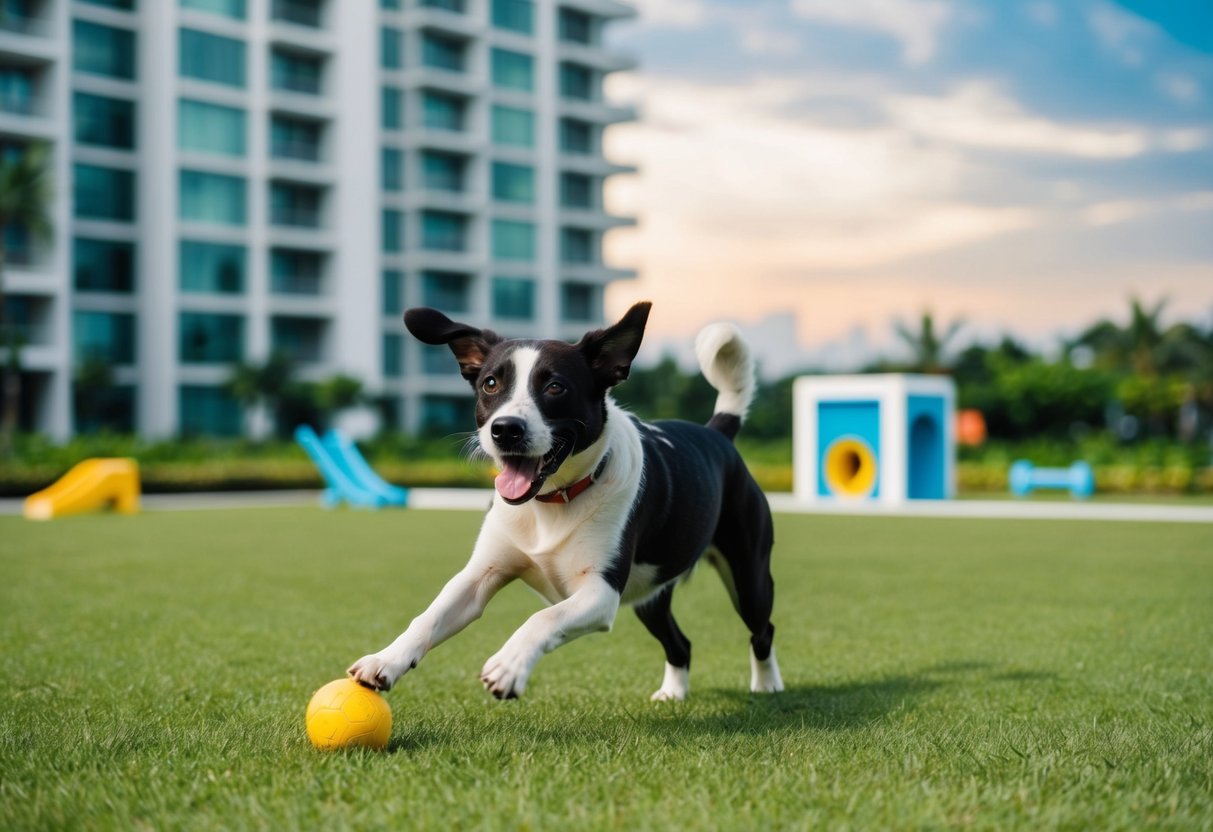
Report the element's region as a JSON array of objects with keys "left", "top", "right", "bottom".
[{"left": 535, "top": 454, "right": 609, "bottom": 504}]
